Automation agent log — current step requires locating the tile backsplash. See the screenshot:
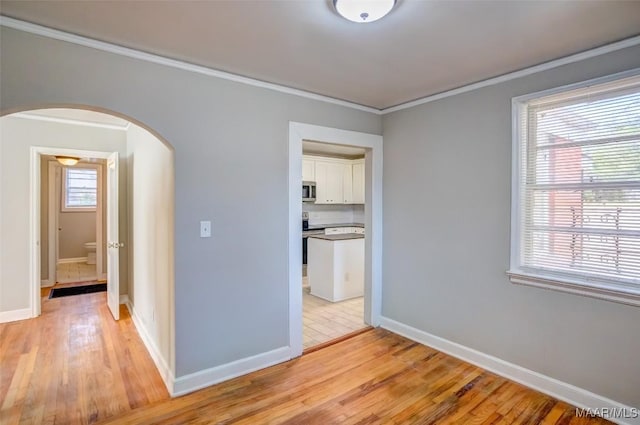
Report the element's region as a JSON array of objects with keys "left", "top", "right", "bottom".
[{"left": 303, "top": 203, "right": 365, "bottom": 225}]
